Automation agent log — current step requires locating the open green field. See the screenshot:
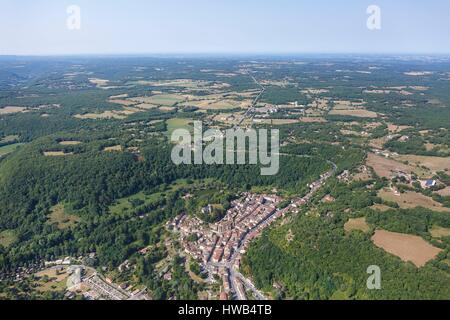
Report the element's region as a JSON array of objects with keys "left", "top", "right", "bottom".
[
  {"left": 0, "top": 230, "right": 17, "bottom": 248},
  {"left": 109, "top": 190, "right": 164, "bottom": 215},
  {"left": 251, "top": 185, "right": 278, "bottom": 194},
  {"left": 166, "top": 118, "right": 194, "bottom": 138},
  {"left": 47, "top": 204, "right": 81, "bottom": 230},
  {"left": 0, "top": 143, "right": 24, "bottom": 157},
  {"left": 378, "top": 189, "right": 450, "bottom": 212},
  {"left": 34, "top": 268, "right": 69, "bottom": 293},
  {"left": 109, "top": 179, "right": 212, "bottom": 215},
  {"left": 145, "top": 94, "right": 186, "bottom": 106}
]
